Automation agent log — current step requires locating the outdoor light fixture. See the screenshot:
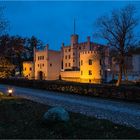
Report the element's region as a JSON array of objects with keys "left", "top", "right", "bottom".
[
  {"left": 107, "top": 68, "right": 111, "bottom": 71},
  {"left": 7, "top": 88, "right": 13, "bottom": 96}
]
